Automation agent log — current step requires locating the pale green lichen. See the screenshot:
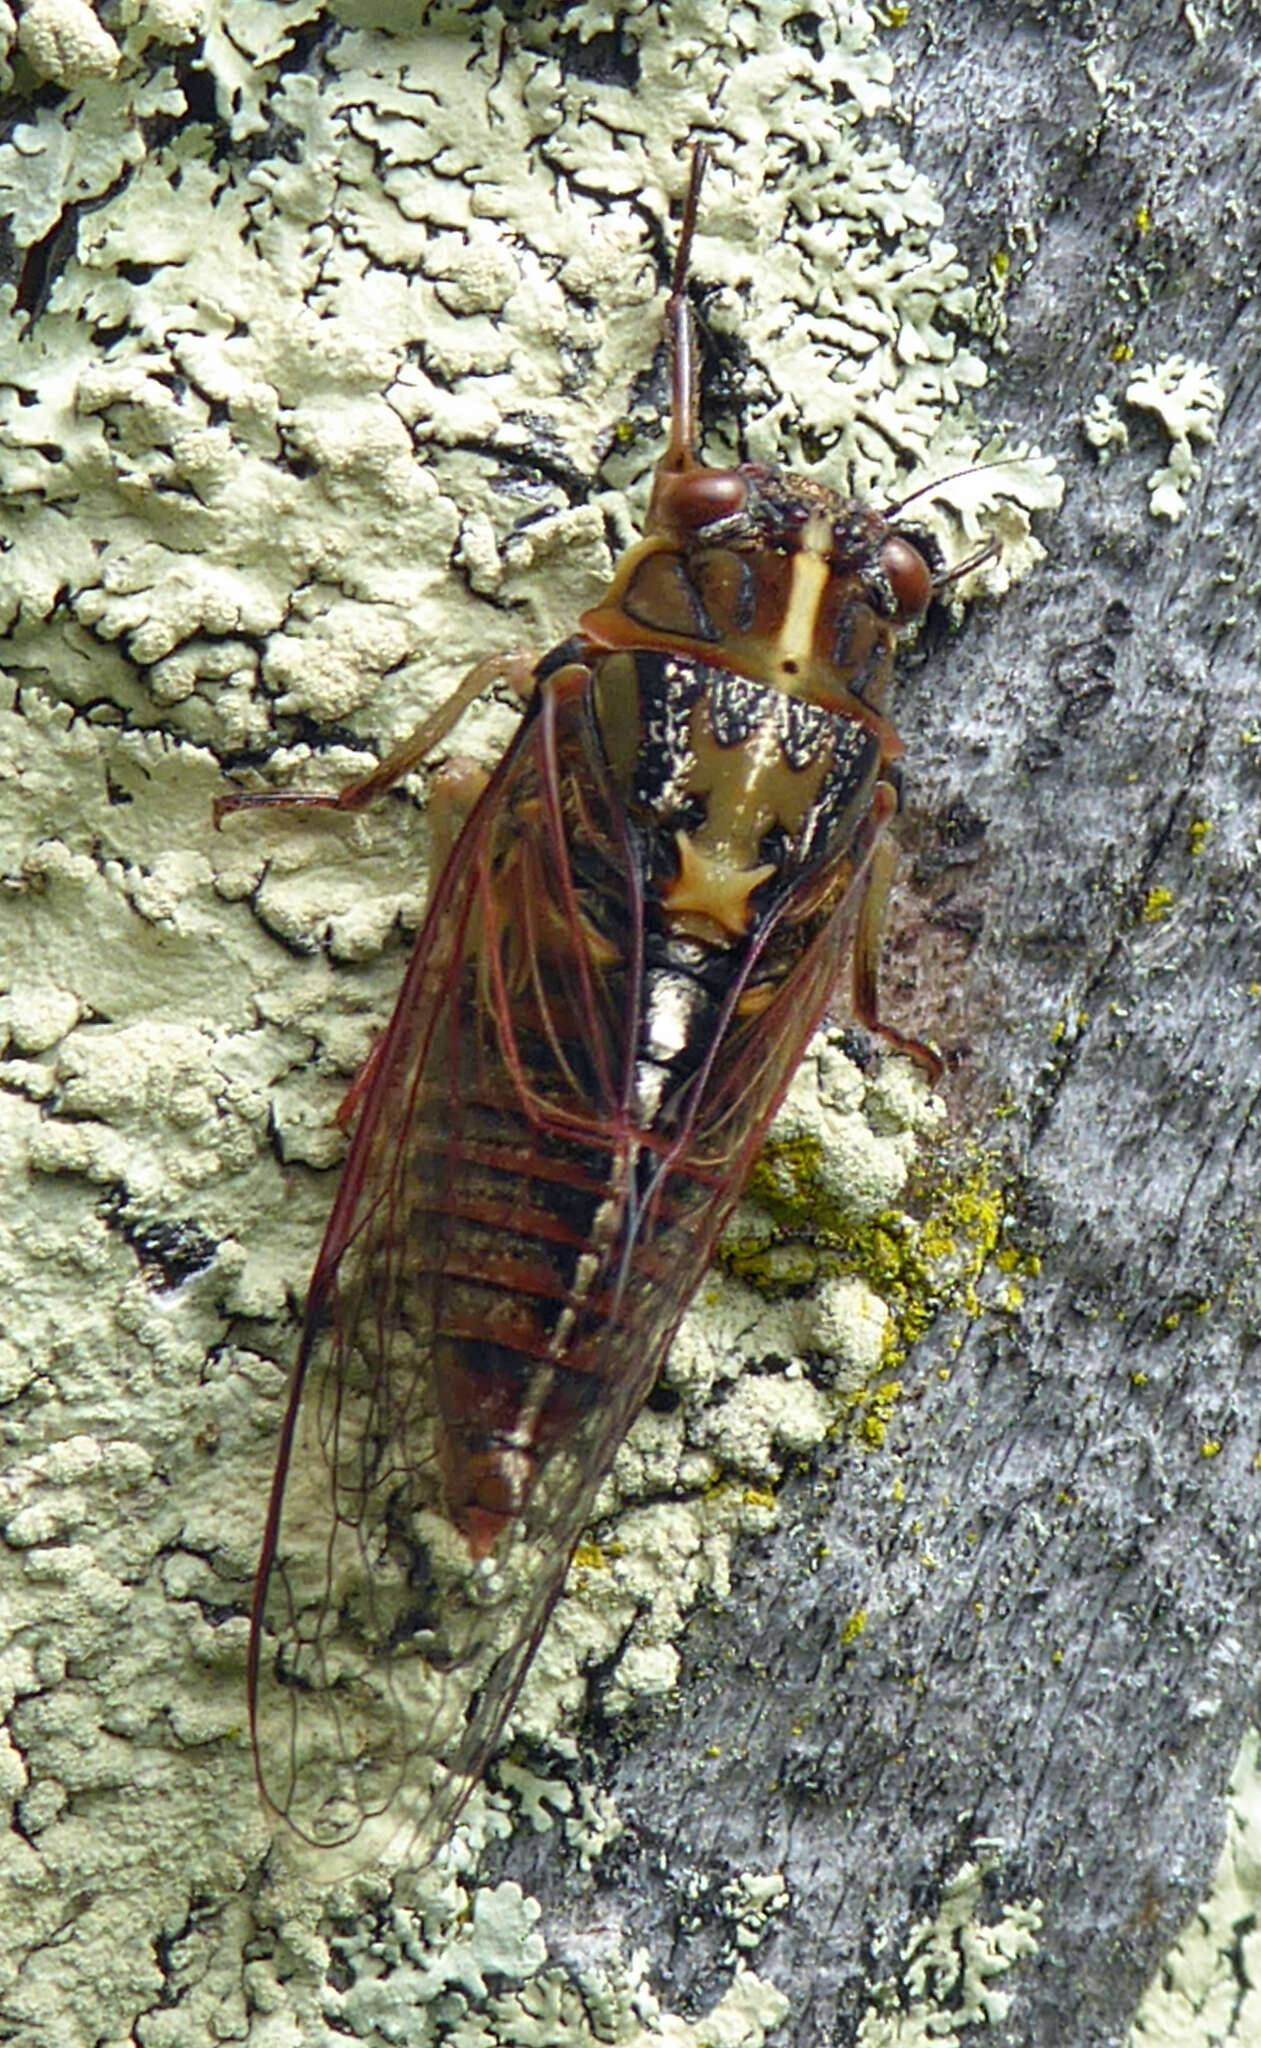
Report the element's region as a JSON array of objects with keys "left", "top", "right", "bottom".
[
  {"left": 252, "top": 1857, "right": 791, "bottom": 2047},
  {"left": 1126, "top": 354, "right": 1224, "bottom": 452},
  {"left": 720, "top": 1870, "right": 791, "bottom": 1954},
  {"left": 1125, "top": 355, "right": 1225, "bottom": 520},
  {"left": 17, "top": 0, "right": 121, "bottom": 84},
  {"left": 1129, "top": 1726, "right": 1261, "bottom": 2048},
  {"left": 855, "top": 1861, "right": 1043, "bottom": 2045},
  {"left": 1083, "top": 354, "right": 1223, "bottom": 518},
  {"left": 0, "top": 1, "right": 1064, "bottom": 2043},
  {"left": 1083, "top": 391, "right": 1130, "bottom": 462}
]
